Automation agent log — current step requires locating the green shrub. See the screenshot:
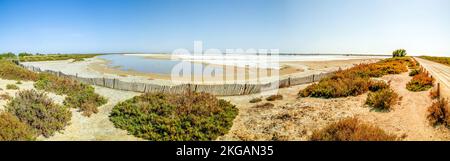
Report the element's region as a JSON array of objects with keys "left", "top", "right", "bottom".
[
  {"left": 0, "top": 112, "right": 36, "bottom": 141},
  {"left": 365, "top": 88, "right": 399, "bottom": 111},
  {"left": 249, "top": 97, "right": 262, "bottom": 103},
  {"left": 0, "top": 52, "right": 17, "bottom": 60},
  {"left": 266, "top": 94, "right": 283, "bottom": 101},
  {"left": 409, "top": 69, "right": 420, "bottom": 76},
  {"left": 406, "top": 72, "right": 434, "bottom": 92},
  {"left": 16, "top": 81, "right": 22, "bottom": 84},
  {"left": 34, "top": 73, "right": 107, "bottom": 117},
  {"left": 427, "top": 99, "right": 450, "bottom": 127},
  {"left": 110, "top": 92, "right": 238, "bottom": 141},
  {"left": 310, "top": 118, "right": 398, "bottom": 141},
  {"left": 6, "top": 84, "right": 19, "bottom": 90},
  {"left": 392, "top": 49, "right": 407, "bottom": 57},
  {"left": 6, "top": 90, "right": 71, "bottom": 137},
  {"left": 63, "top": 87, "right": 107, "bottom": 117}
]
